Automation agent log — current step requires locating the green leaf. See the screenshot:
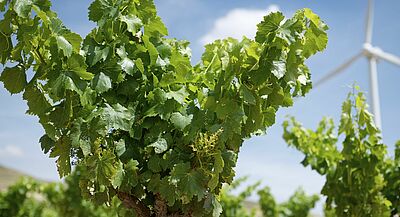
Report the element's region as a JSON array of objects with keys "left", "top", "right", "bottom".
[
  {"left": 49, "top": 98, "right": 73, "bottom": 128},
  {"left": 120, "top": 14, "right": 142, "bottom": 34},
  {"left": 170, "top": 112, "right": 192, "bottom": 130},
  {"left": 112, "top": 162, "right": 124, "bottom": 188},
  {"left": 148, "top": 137, "right": 168, "bottom": 154},
  {"left": 136, "top": 58, "right": 144, "bottom": 73},
  {"left": 80, "top": 87, "right": 96, "bottom": 109},
  {"left": 170, "top": 49, "right": 192, "bottom": 82},
  {"left": 143, "top": 35, "right": 158, "bottom": 65},
  {"left": 88, "top": 0, "right": 102, "bottom": 22},
  {"left": 115, "top": 139, "right": 126, "bottom": 158},
  {"left": 63, "top": 32, "right": 82, "bottom": 52},
  {"left": 171, "top": 163, "right": 207, "bottom": 201},
  {"left": 165, "top": 87, "right": 189, "bottom": 104},
  {"left": 263, "top": 107, "right": 276, "bottom": 127},
  {"left": 92, "top": 72, "right": 112, "bottom": 93},
  {"left": 32, "top": 0, "right": 51, "bottom": 11},
  {"left": 240, "top": 85, "right": 256, "bottom": 105},
  {"left": 39, "top": 134, "right": 55, "bottom": 154},
  {"left": 56, "top": 35, "right": 73, "bottom": 57},
  {"left": 119, "top": 57, "right": 135, "bottom": 75},
  {"left": 211, "top": 196, "right": 223, "bottom": 217},
  {"left": 49, "top": 136, "right": 71, "bottom": 178},
  {"left": 32, "top": 4, "right": 49, "bottom": 23},
  {"left": 204, "top": 194, "right": 223, "bottom": 217},
  {"left": 94, "top": 103, "right": 135, "bottom": 133},
  {"left": 85, "top": 40, "right": 110, "bottom": 66},
  {"left": 13, "top": 0, "right": 33, "bottom": 18},
  {"left": 67, "top": 54, "right": 94, "bottom": 80},
  {"left": 92, "top": 150, "right": 117, "bottom": 185},
  {"left": 159, "top": 177, "right": 178, "bottom": 206},
  {"left": 23, "top": 85, "right": 51, "bottom": 115},
  {"left": 0, "top": 66, "right": 27, "bottom": 94},
  {"left": 88, "top": 0, "right": 118, "bottom": 23},
  {"left": 80, "top": 141, "right": 91, "bottom": 157},
  {"left": 221, "top": 150, "right": 237, "bottom": 183},
  {"left": 148, "top": 155, "right": 162, "bottom": 172},
  {"left": 302, "top": 9, "right": 328, "bottom": 58},
  {"left": 50, "top": 72, "right": 82, "bottom": 97},
  {"left": 145, "top": 16, "right": 168, "bottom": 36},
  {"left": 208, "top": 151, "right": 224, "bottom": 191},
  {"left": 303, "top": 28, "right": 328, "bottom": 58},
  {"left": 117, "top": 47, "right": 135, "bottom": 75},
  {"left": 256, "top": 12, "right": 284, "bottom": 43},
  {"left": 304, "top": 8, "right": 324, "bottom": 28},
  {"left": 271, "top": 60, "right": 286, "bottom": 79},
  {"left": 121, "top": 159, "right": 139, "bottom": 188},
  {"left": 214, "top": 99, "right": 237, "bottom": 120}
]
